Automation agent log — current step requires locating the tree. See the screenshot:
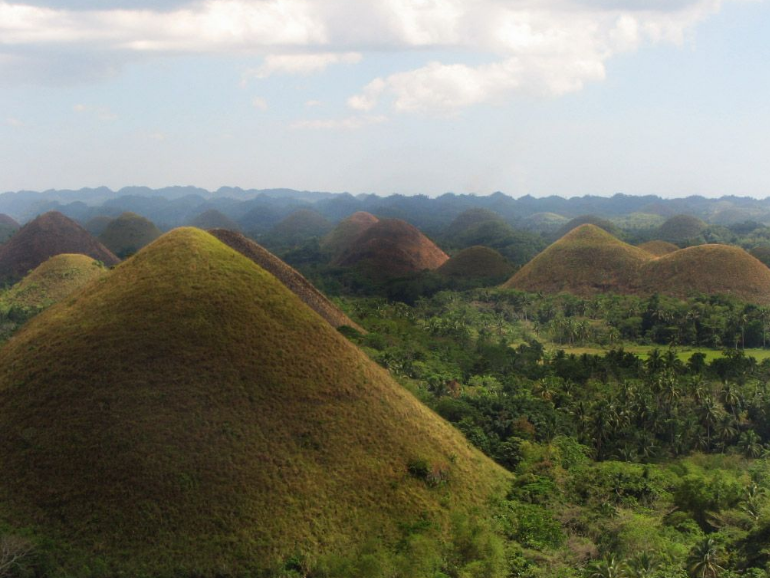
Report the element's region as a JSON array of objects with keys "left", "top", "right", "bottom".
[
  {"left": 588, "top": 556, "right": 627, "bottom": 578},
  {"left": 687, "top": 537, "right": 723, "bottom": 578}
]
